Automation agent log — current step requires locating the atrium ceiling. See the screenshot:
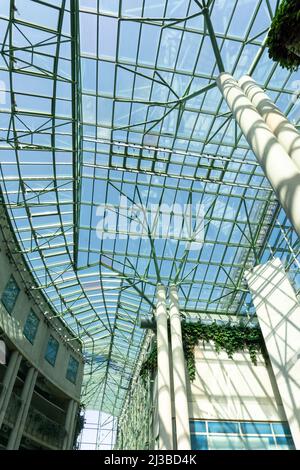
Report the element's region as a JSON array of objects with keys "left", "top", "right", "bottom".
[{"left": 0, "top": 0, "right": 300, "bottom": 415}]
